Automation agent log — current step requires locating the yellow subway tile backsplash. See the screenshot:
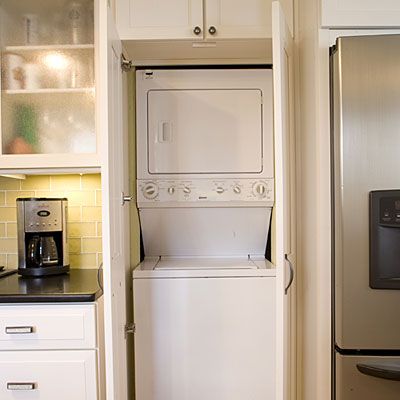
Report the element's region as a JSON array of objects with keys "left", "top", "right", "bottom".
[
  {"left": 0, "top": 207, "right": 16, "bottom": 222},
  {"left": 51, "top": 175, "right": 81, "bottom": 190},
  {"left": 95, "top": 190, "right": 102, "bottom": 206},
  {"left": 0, "top": 238, "right": 17, "bottom": 253},
  {"left": 6, "top": 223, "right": 17, "bottom": 238},
  {"left": 69, "top": 238, "right": 82, "bottom": 254},
  {"left": 82, "top": 237, "right": 102, "bottom": 253},
  {"left": 34, "top": 191, "right": 65, "bottom": 199},
  {"left": 68, "top": 191, "right": 95, "bottom": 206},
  {"left": 0, "top": 223, "right": 5, "bottom": 237},
  {"left": 0, "top": 174, "right": 102, "bottom": 270},
  {"left": 70, "top": 253, "right": 98, "bottom": 269},
  {"left": 6, "top": 191, "right": 35, "bottom": 206},
  {"left": 0, "top": 177, "right": 21, "bottom": 190},
  {"left": 82, "top": 207, "right": 102, "bottom": 222},
  {"left": 7, "top": 254, "right": 17, "bottom": 269},
  {"left": 68, "top": 222, "right": 97, "bottom": 237},
  {"left": 82, "top": 174, "right": 101, "bottom": 190},
  {"left": 68, "top": 206, "right": 82, "bottom": 222},
  {"left": 21, "top": 175, "right": 50, "bottom": 190}
]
